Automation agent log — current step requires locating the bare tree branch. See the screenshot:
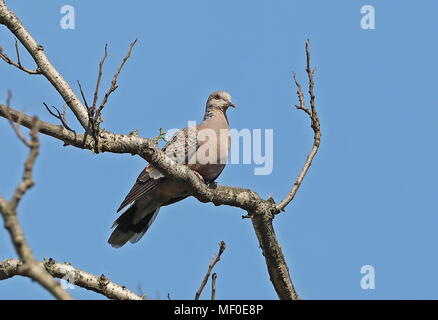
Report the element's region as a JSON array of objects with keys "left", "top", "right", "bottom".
[
  {"left": 276, "top": 39, "right": 321, "bottom": 213},
  {"left": 5, "top": 89, "right": 12, "bottom": 107},
  {"left": 292, "top": 72, "right": 310, "bottom": 116},
  {"left": 9, "top": 119, "right": 39, "bottom": 209},
  {"left": 43, "top": 102, "right": 75, "bottom": 133},
  {"left": 91, "top": 39, "right": 137, "bottom": 150},
  {"left": 0, "top": 117, "right": 73, "bottom": 300},
  {"left": 0, "top": 1, "right": 90, "bottom": 129},
  {"left": 92, "top": 44, "right": 108, "bottom": 109},
  {"left": 97, "top": 39, "right": 137, "bottom": 117},
  {"left": 0, "top": 258, "right": 144, "bottom": 300},
  {"left": 251, "top": 212, "right": 300, "bottom": 299},
  {"left": 0, "top": 41, "right": 41, "bottom": 75},
  {"left": 76, "top": 79, "right": 98, "bottom": 147},
  {"left": 247, "top": 39, "right": 320, "bottom": 300},
  {"left": 211, "top": 273, "right": 217, "bottom": 300},
  {"left": 195, "top": 241, "right": 226, "bottom": 300},
  {"left": 3, "top": 90, "right": 30, "bottom": 147}
]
